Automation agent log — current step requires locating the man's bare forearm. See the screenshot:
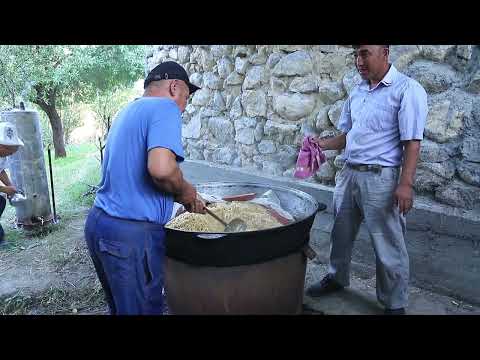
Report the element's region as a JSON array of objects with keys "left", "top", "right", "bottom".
[
  {"left": 0, "top": 170, "right": 11, "bottom": 187},
  {"left": 151, "top": 166, "right": 190, "bottom": 196},
  {"left": 319, "top": 134, "right": 346, "bottom": 151},
  {"left": 399, "top": 140, "right": 421, "bottom": 187}
]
